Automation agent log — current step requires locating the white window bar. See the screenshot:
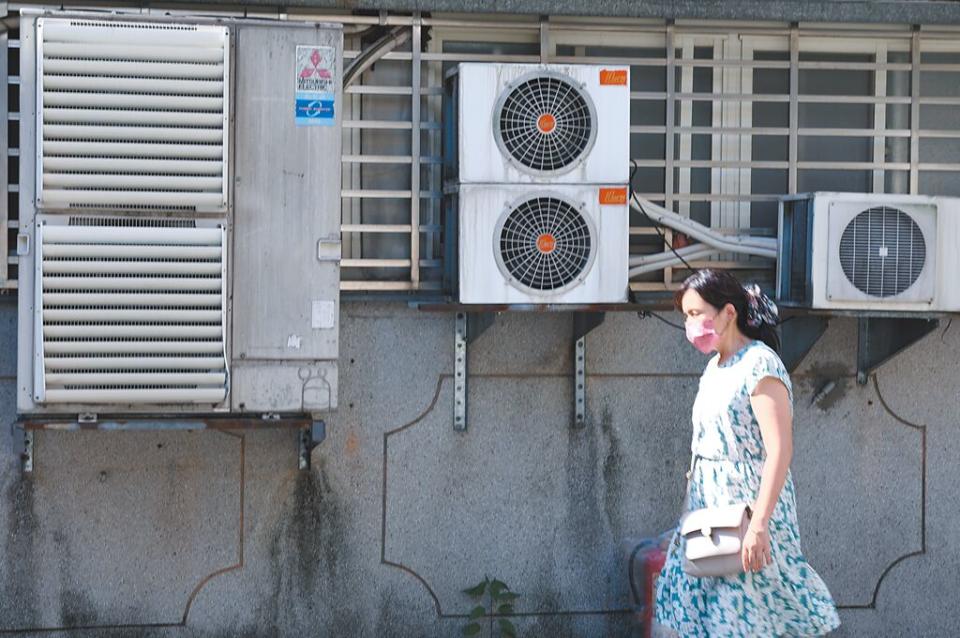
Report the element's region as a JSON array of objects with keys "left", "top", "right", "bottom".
[{"left": 4, "top": 13, "right": 960, "bottom": 294}]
